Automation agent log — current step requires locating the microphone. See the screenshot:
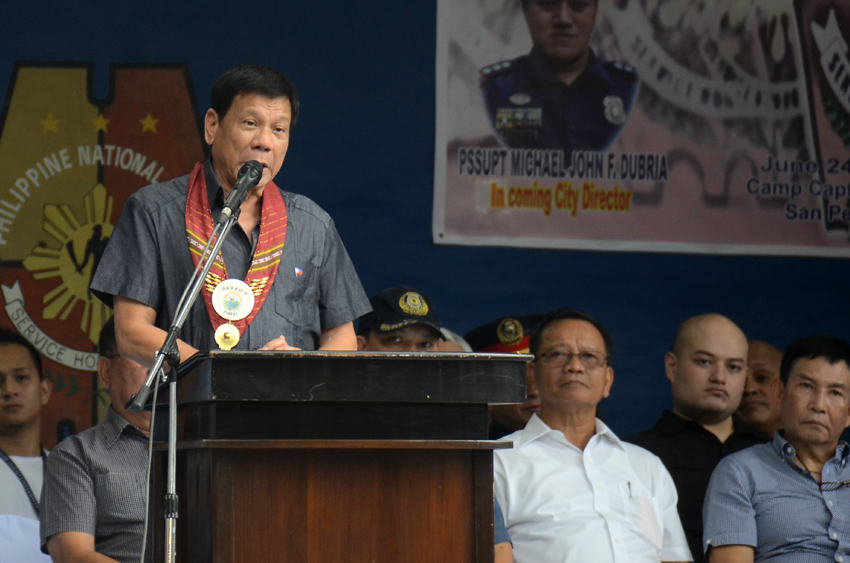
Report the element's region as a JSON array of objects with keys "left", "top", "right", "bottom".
[{"left": 216, "top": 160, "right": 264, "bottom": 225}]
